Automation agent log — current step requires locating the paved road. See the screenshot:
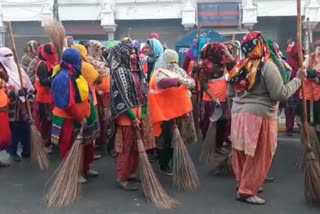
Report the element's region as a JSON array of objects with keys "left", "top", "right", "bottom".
[{"left": 0, "top": 133, "right": 318, "bottom": 214}]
